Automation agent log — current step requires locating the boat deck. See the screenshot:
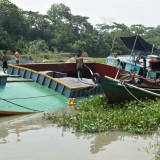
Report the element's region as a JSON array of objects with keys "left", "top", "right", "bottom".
[
  {"left": 1, "top": 64, "right": 102, "bottom": 115},
  {"left": 0, "top": 76, "right": 69, "bottom": 114},
  {"left": 7, "top": 65, "right": 102, "bottom": 98},
  {"left": 55, "top": 77, "right": 95, "bottom": 87},
  {"left": 0, "top": 74, "right": 99, "bottom": 115}
]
